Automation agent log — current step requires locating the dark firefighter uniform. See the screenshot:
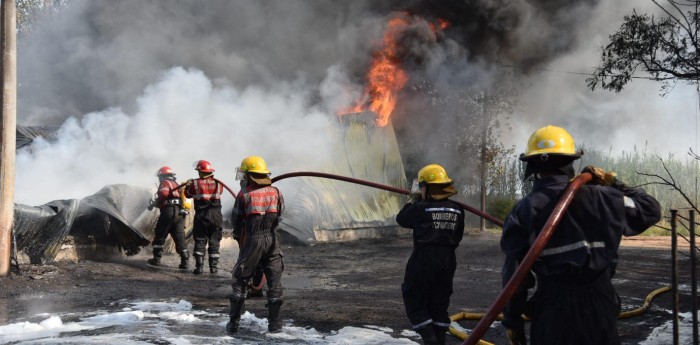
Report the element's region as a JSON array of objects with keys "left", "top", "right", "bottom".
[
  {"left": 396, "top": 197, "right": 465, "bottom": 344},
  {"left": 228, "top": 183, "right": 285, "bottom": 330},
  {"left": 151, "top": 176, "right": 187, "bottom": 267},
  {"left": 185, "top": 176, "right": 224, "bottom": 274},
  {"left": 501, "top": 174, "right": 661, "bottom": 345}
]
